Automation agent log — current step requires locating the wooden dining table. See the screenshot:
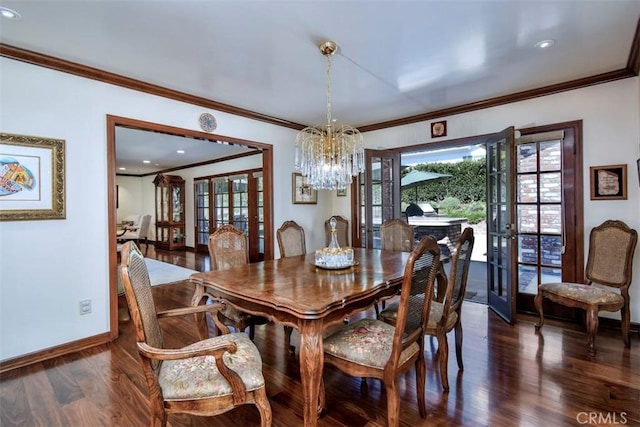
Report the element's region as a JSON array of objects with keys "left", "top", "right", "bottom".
[{"left": 188, "top": 247, "right": 410, "bottom": 427}]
